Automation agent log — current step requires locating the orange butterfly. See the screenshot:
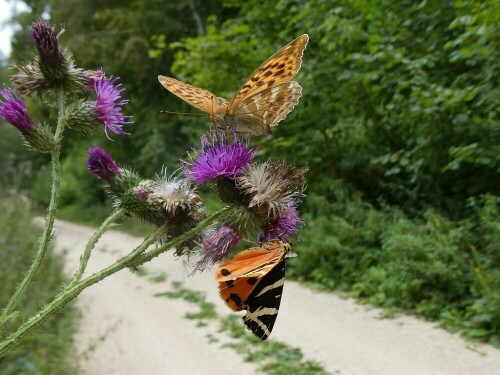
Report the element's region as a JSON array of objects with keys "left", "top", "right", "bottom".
[
  {"left": 158, "top": 34, "right": 309, "bottom": 135},
  {"left": 216, "top": 239, "right": 295, "bottom": 340}
]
